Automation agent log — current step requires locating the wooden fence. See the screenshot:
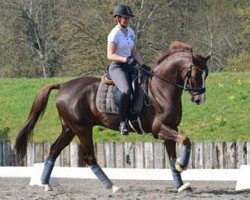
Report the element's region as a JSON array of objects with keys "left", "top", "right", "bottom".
[{"left": 0, "top": 141, "right": 249, "bottom": 169}]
